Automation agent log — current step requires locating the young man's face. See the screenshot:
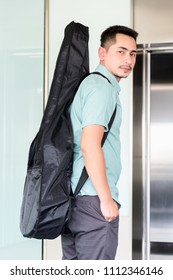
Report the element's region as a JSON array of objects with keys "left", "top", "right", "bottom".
[{"left": 98, "top": 33, "right": 137, "bottom": 81}]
